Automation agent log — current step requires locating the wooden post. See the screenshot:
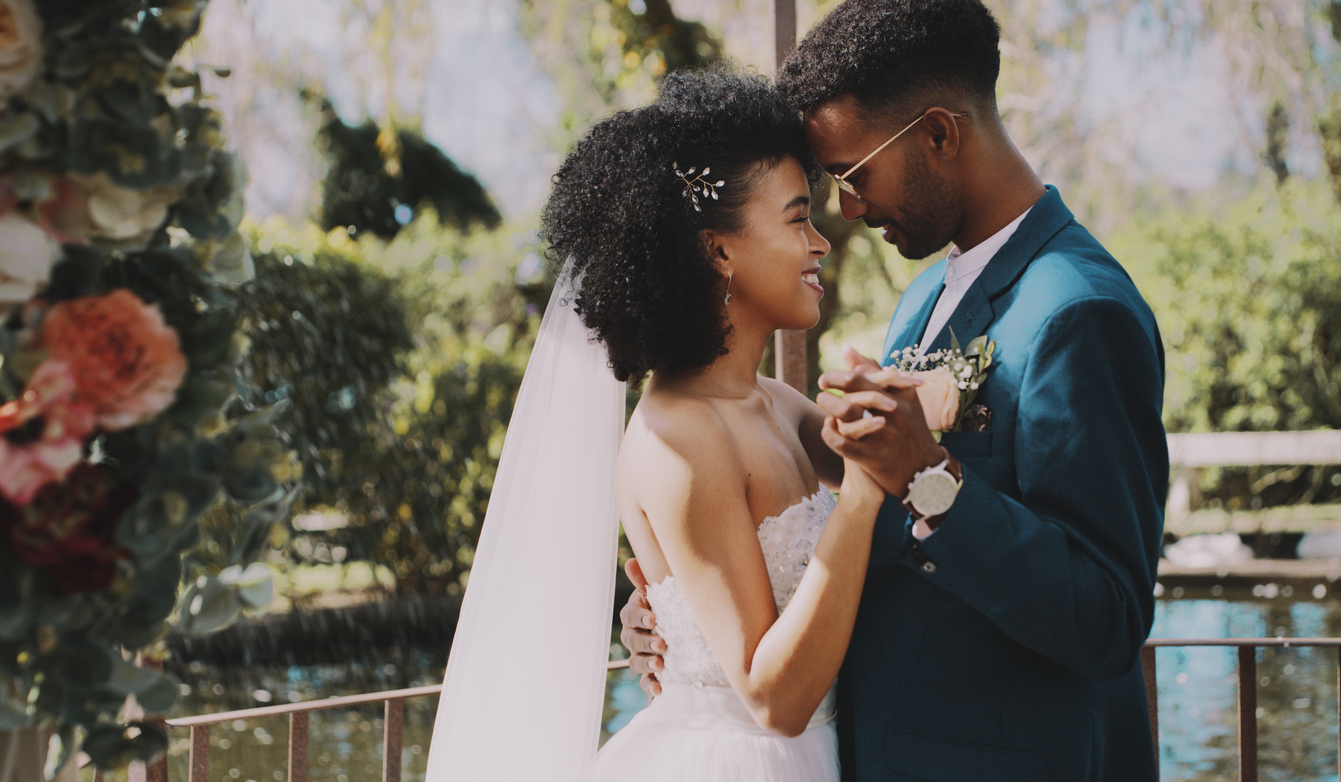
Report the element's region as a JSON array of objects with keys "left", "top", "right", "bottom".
[
  {"left": 289, "top": 712, "right": 309, "bottom": 782},
  {"left": 770, "top": 0, "right": 806, "bottom": 393},
  {"left": 1238, "top": 646, "right": 1258, "bottom": 782},
  {"left": 1141, "top": 645, "right": 1158, "bottom": 760},
  {"left": 382, "top": 699, "right": 404, "bottom": 782},
  {"left": 188, "top": 725, "right": 209, "bottom": 782}
]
